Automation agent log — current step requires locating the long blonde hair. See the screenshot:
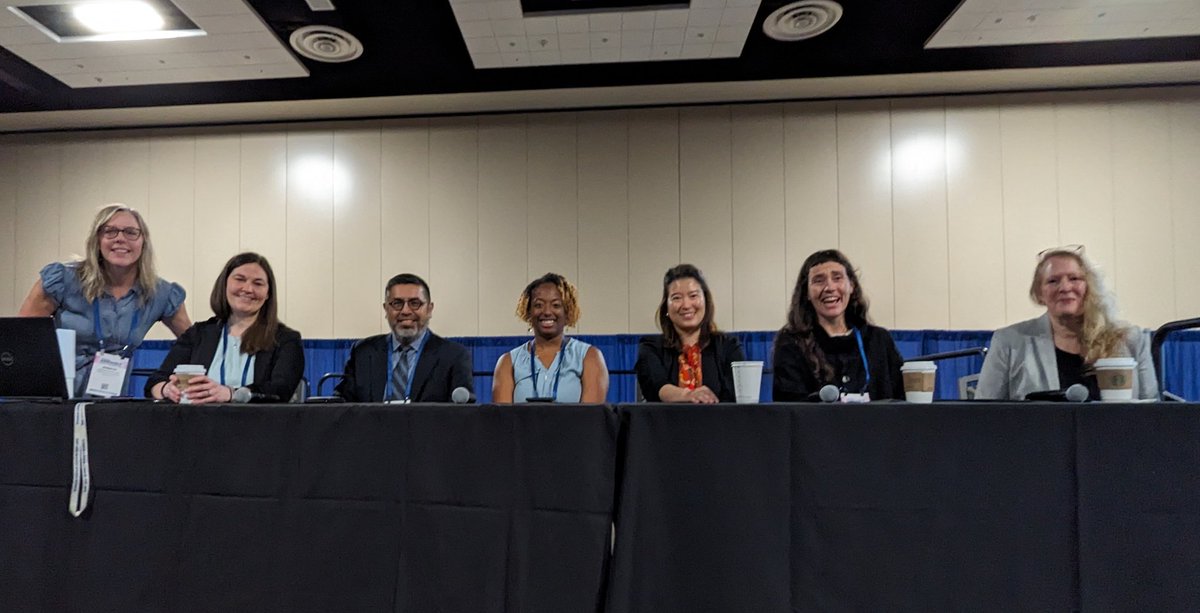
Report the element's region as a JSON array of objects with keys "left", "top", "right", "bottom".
[
  {"left": 77, "top": 204, "right": 159, "bottom": 304},
  {"left": 1029, "top": 248, "right": 1128, "bottom": 363}
]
